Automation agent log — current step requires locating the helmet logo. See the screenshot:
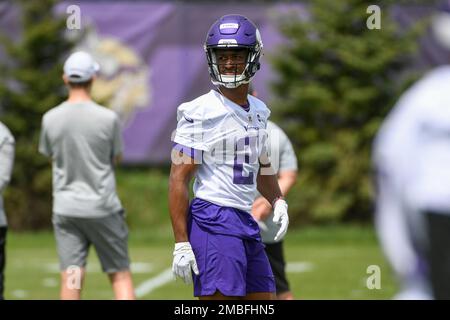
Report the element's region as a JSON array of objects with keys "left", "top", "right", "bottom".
[
  {"left": 218, "top": 39, "right": 238, "bottom": 47},
  {"left": 220, "top": 23, "right": 239, "bottom": 30}
]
